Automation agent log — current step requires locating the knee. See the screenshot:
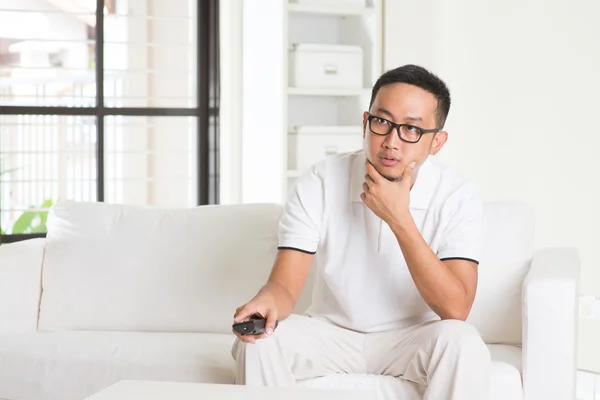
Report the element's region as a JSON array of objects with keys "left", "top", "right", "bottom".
[
  {"left": 232, "top": 338, "right": 245, "bottom": 360},
  {"left": 232, "top": 336, "right": 277, "bottom": 361},
  {"left": 436, "top": 319, "right": 480, "bottom": 339},
  {"left": 434, "top": 320, "right": 490, "bottom": 362}
]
